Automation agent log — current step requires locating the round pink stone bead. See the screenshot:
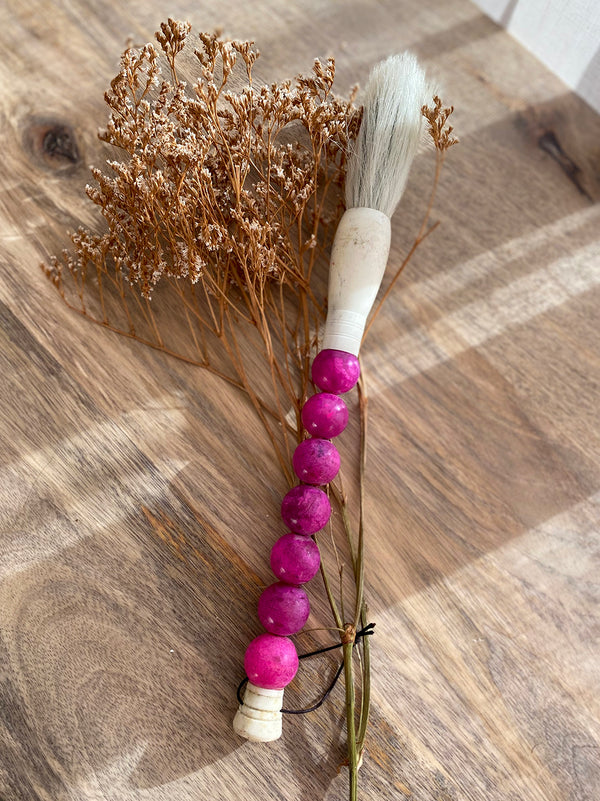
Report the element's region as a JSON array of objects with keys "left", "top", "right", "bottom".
[
  {"left": 301, "top": 392, "right": 349, "bottom": 438},
  {"left": 312, "top": 349, "right": 360, "bottom": 394},
  {"left": 292, "top": 438, "right": 340, "bottom": 485},
  {"left": 281, "top": 485, "right": 331, "bottom": 535},
  {"left": 258, "top": 582, "right": 310, "bottom": 636},
  {"left": 244, "top": 633, "right": 299, "bottom": 689},
  {"left": 270, "top": 533, "right": 321, "bottom": 584}
]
